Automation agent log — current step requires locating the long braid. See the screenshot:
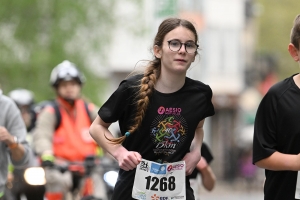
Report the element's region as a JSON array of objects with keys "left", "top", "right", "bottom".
[
  {"left": 128, "top": 60, "right": 160, "bottom": 132},
  {"left": 105, "top": 59, "right": 160, "bottom": 144}
]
